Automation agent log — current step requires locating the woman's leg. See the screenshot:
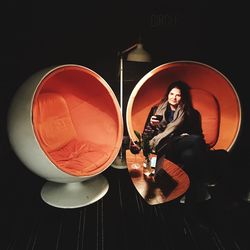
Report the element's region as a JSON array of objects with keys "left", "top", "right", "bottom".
[
  {"left": 160, "top": 134, "right": 210, "bottom": 202},
  {"left": 156, "top": 134, "right": 208, "bottom": 174},
  {"left": 176, "top": 135, "right": 211, "bottom": 202},
  {"left": 174, "top": 135, "right": 208, "bottom": 177}
]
